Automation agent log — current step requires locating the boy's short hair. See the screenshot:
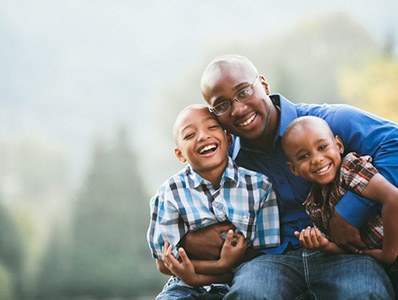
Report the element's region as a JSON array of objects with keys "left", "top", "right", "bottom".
[{"left": 173, "top": 104, "right": 212, "bottom": 145}]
